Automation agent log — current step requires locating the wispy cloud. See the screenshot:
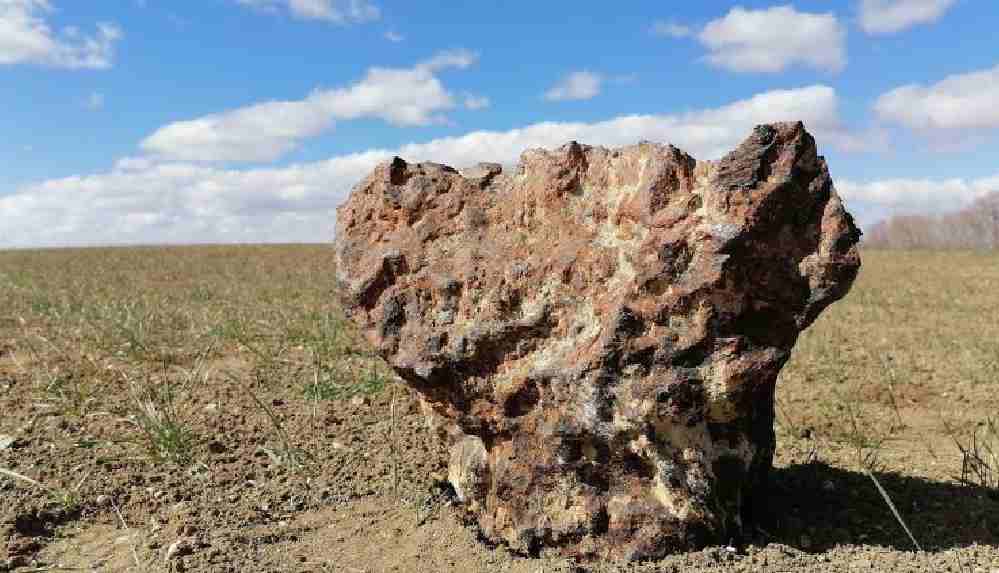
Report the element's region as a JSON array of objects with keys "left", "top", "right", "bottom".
[
  {"left": 235, "top": 0, "right": 380, "bottom": 24},
  {"left": 463, "top": 94, "right": 490, "bottom": 110},
  {"left": 140, "top": 49, "right": 479, "bottom": 163},
  {"left": 0, "top": 0, "right": 122, "bottom": 69},
  {"left": 384, "top": 30, "right": 403, "bottom": 42},
  {"left": 859, "top": 0, "right": 956, "bottom": 35},
  {"left": 84, "top": 91, "right": 105, "bottom": 110},
  {"left": 650, "top": 20, "right": 692, "bottom": 38}
]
